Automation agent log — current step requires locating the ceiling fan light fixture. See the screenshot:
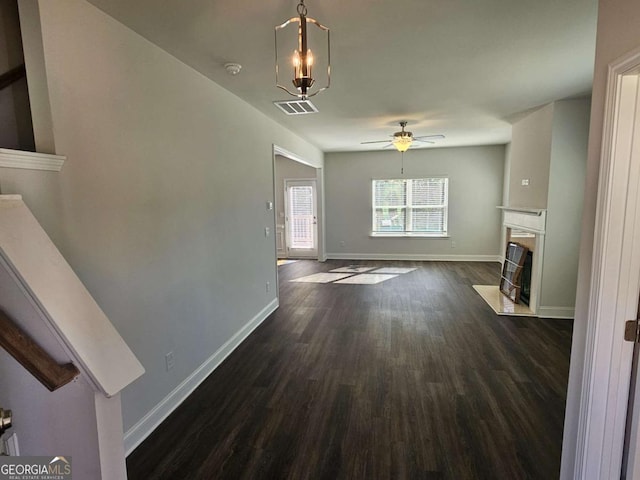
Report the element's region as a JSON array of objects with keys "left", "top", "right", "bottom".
[
  {"left": 360, "top": 121, "right": 444, "bottom": 151},
  {"left": 392, "top": 122, "right": 413, "bottom": 152},
  {"left": 275, "top": 1, "right": 330, "bottom": 100},
  {"left": 393, "top": 136, "right": 412, "bottom": 152}
]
